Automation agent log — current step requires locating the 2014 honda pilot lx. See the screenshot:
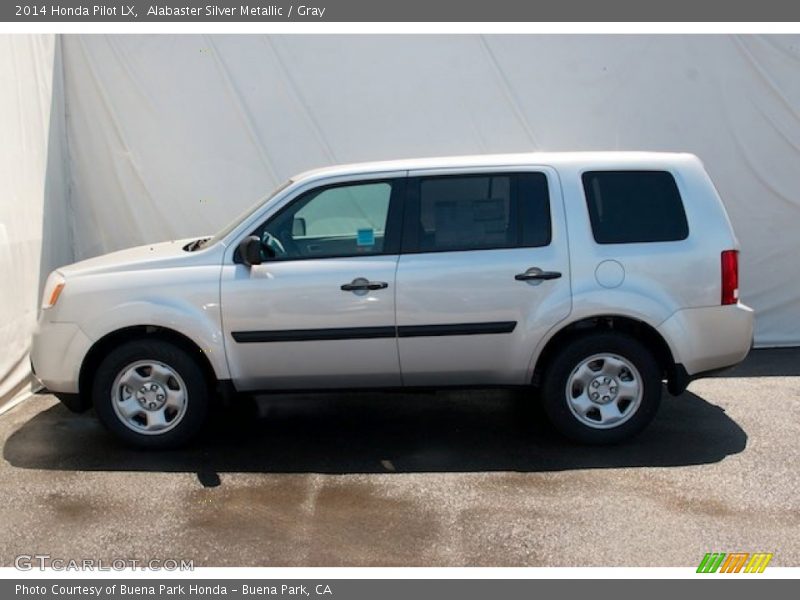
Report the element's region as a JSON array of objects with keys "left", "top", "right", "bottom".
[{"left": 31, "top": 152, "right": 754, "bottom": 448}]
